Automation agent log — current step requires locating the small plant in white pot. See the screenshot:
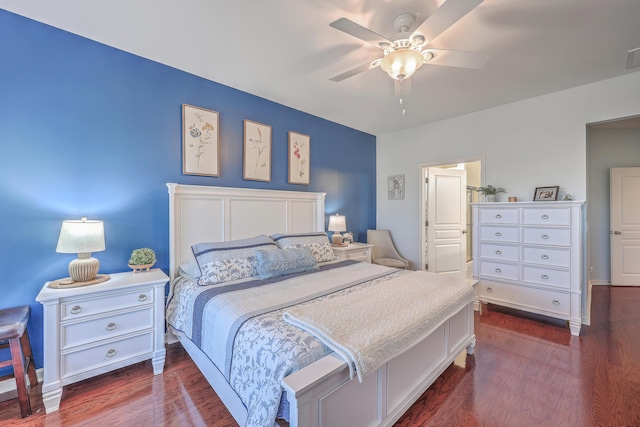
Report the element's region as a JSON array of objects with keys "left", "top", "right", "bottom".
[
  {"left": 479, "top": 185, "right": 506, "bottom": 202},
  {"left": 128, "top": 248, "right": 156, "bottom": 273}
]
